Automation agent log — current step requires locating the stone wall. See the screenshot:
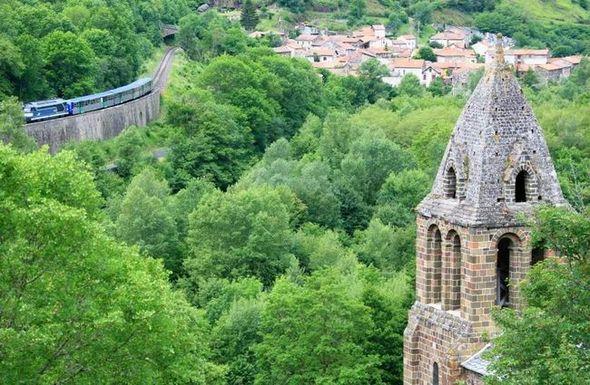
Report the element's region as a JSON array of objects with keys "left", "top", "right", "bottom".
[
  {"left": 415, "top": 214, "right": 532, "bottom": 332},
  {"left": 404, "top": 302, "right": 482, "bottom": 385},
  {"left": 25, "top": 90, "right": 161, "bottom": 154},
  {"left": 406, "top": 214, "right": 536, "bottom": 384}
]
